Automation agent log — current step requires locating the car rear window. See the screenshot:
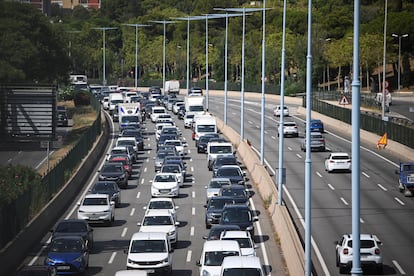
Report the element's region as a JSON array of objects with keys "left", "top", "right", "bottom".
[
  {"left": 332, "top": 155, "right": 349, "bottom": 160},
  {"left": 347, "top": 240, "right": 375, "bottom": 248}
]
